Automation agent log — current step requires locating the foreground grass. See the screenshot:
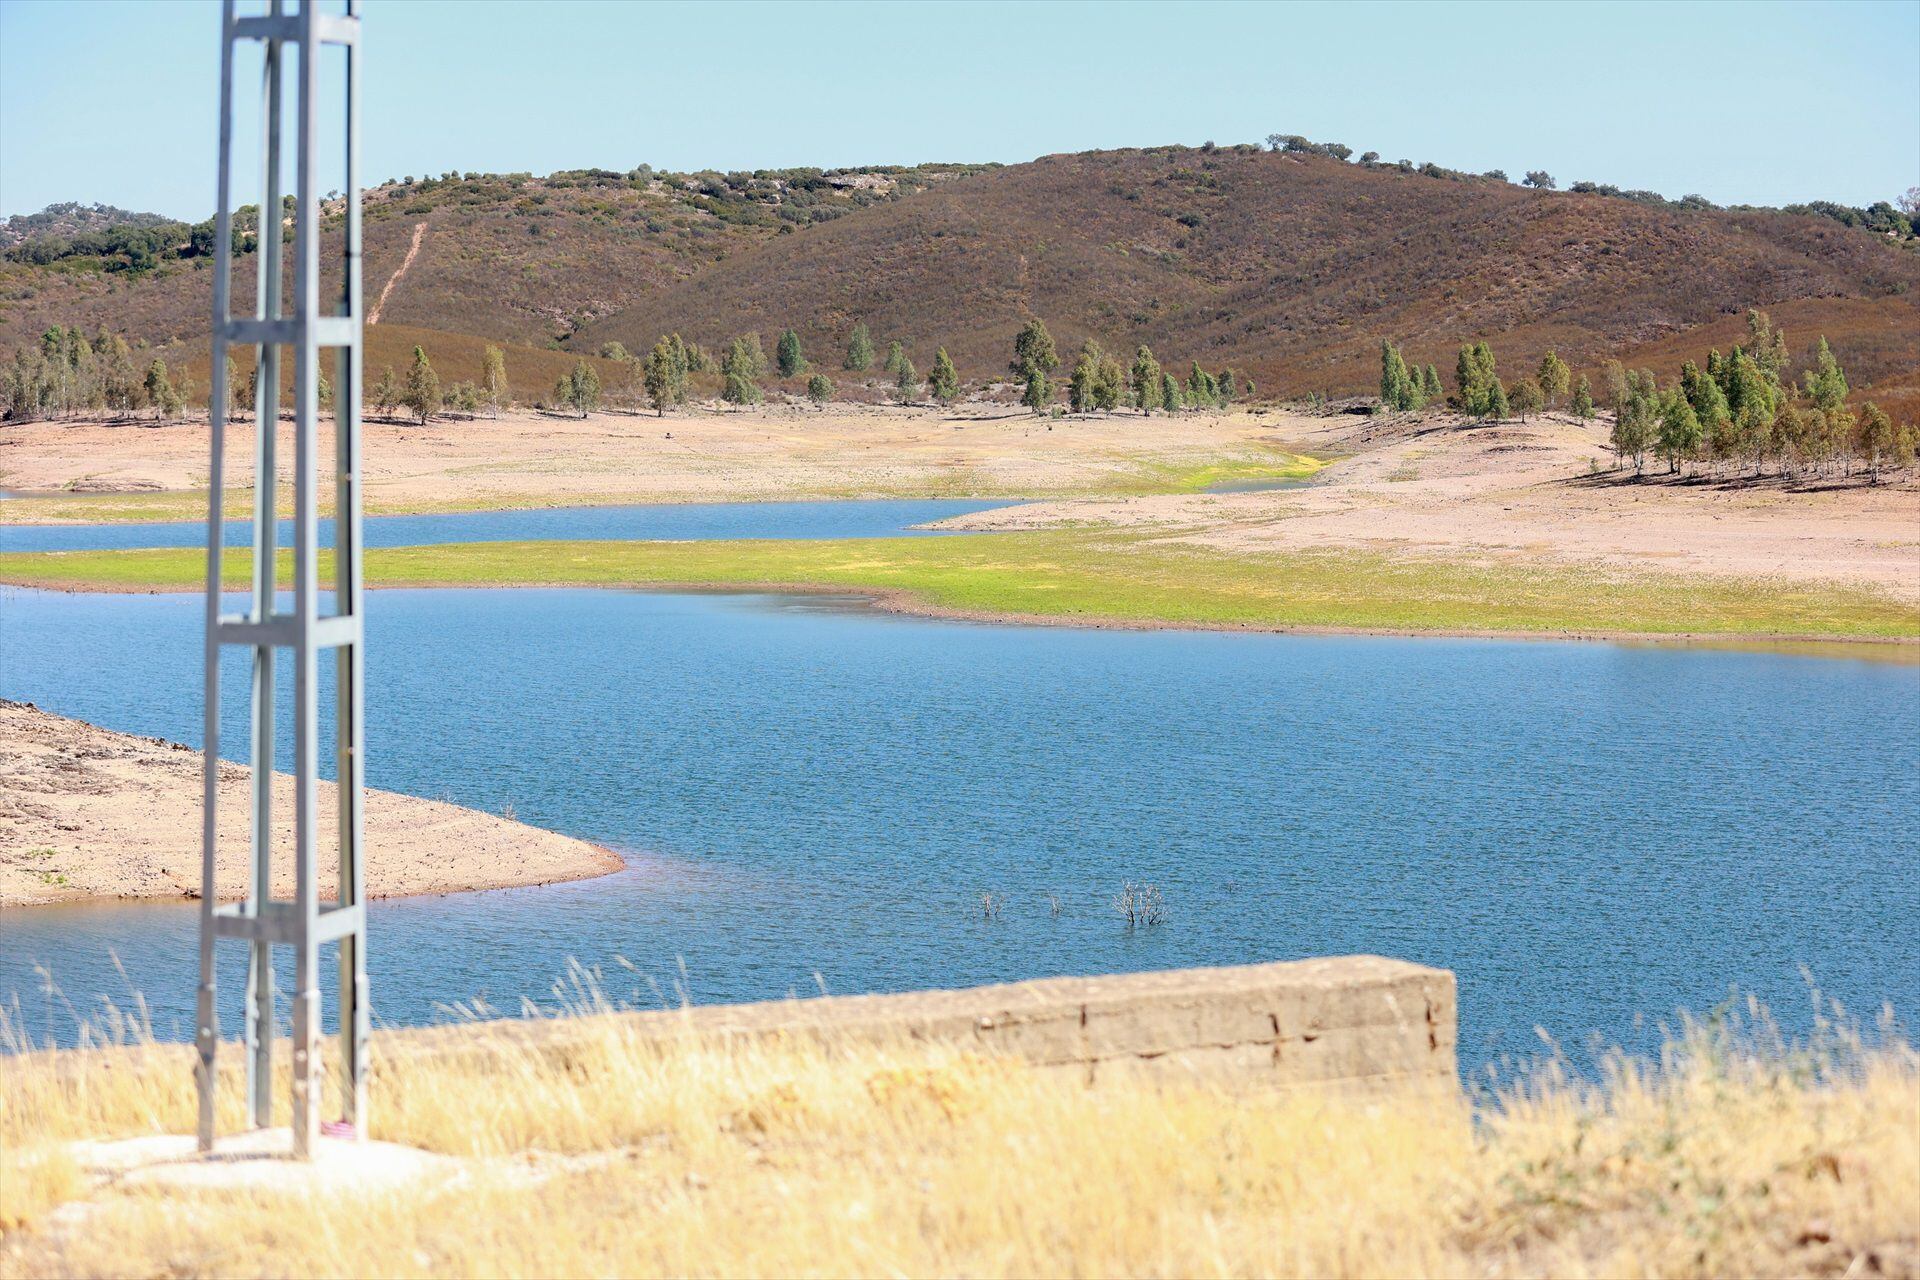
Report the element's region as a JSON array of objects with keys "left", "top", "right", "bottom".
[
  {"left": 3, "top": 531, "right": 1918, "bottom": 641},
  {"left": 1, "top": 1002, "right": 1914, "bottom": 1278}
]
